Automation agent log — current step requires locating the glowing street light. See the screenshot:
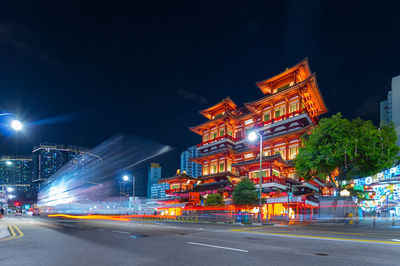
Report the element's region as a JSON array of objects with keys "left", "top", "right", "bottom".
[
  {"left": 247, "top": 130, "right": 263, "bottom": 224},
  {"left": 6, "top": 160, "right": 13, "bottom": 166},
  {"left": 121, "top": 174, "right": 135, "bottom": 198},
  {"left": 11, "top": 119, "right": 23, "bottom": 131},
  {"left": 7, "top": 187, "right": 14, "bottom": 192}
]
